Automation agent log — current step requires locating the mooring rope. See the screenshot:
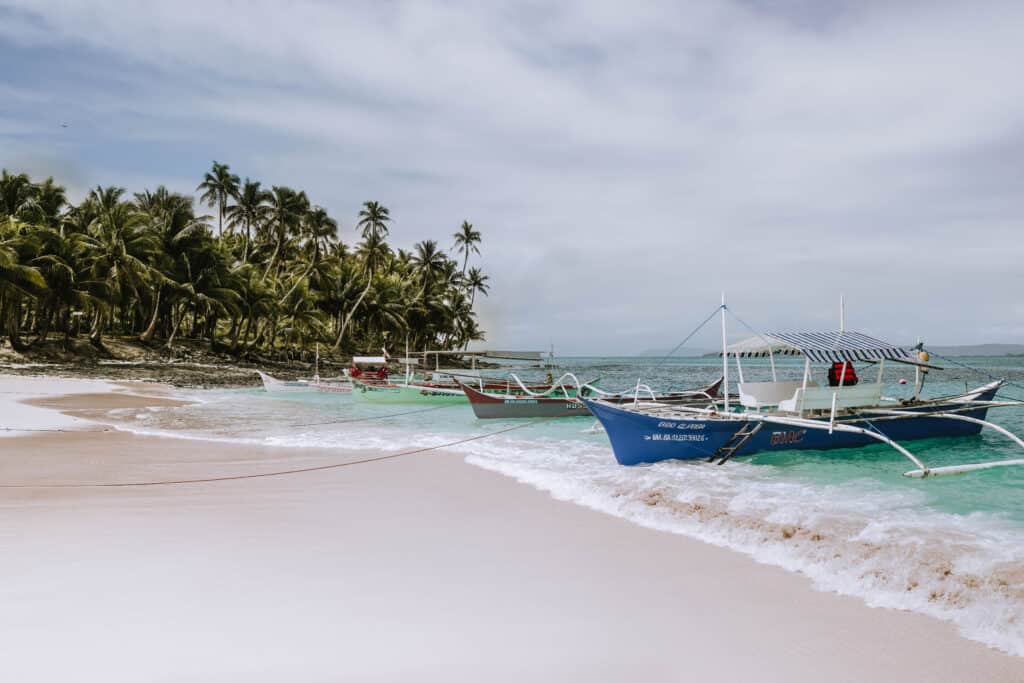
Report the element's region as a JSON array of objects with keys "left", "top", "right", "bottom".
[
  {"left": 0, "top": 417, "right": 554, "bottom": 489},
  {"left": 647, "top": 304, "right": 723, "bottom": 372}
]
